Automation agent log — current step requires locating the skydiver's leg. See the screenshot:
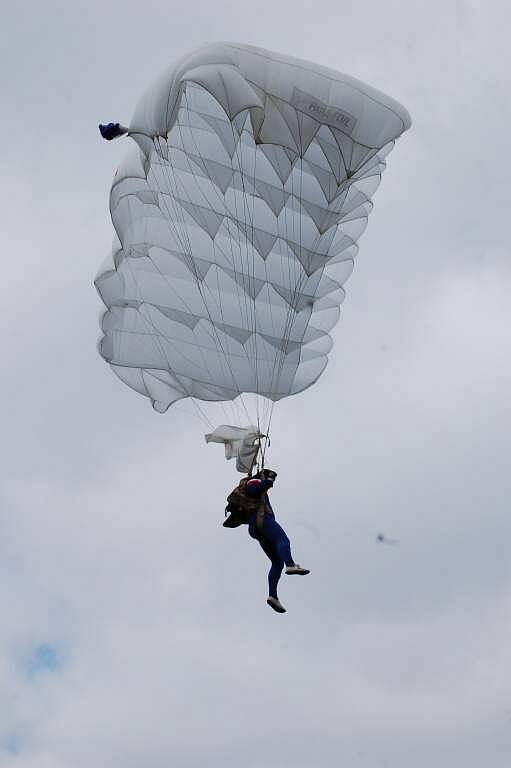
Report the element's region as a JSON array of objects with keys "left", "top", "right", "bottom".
[
  {"left": 263, "top": 518, "right": 310, "bottom": 577},
  {"left": 261, "top": 517, "right": 295, "bottom": 568},
  {"left": 257, "top": 537, "right": 284, "bottom": 599}
]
